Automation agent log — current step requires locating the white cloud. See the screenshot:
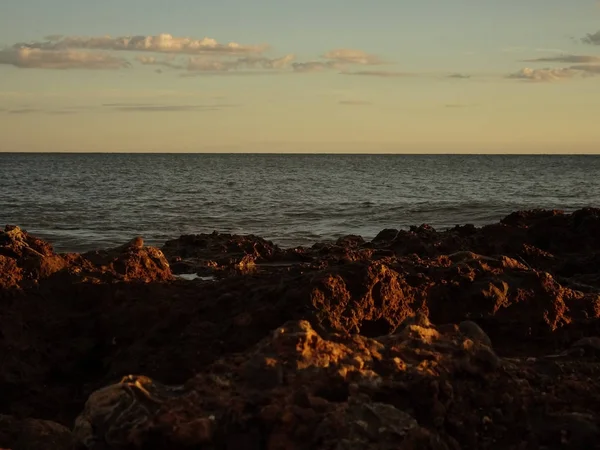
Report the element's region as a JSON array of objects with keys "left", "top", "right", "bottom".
[
  {"left": 323, "top": 48, "right": 383, "bottom": 65},
  {"left": 0, "top": 47, "right": 129, "bottom": 70},
  {"left": 17, "top": 33, "right": 267, "bottom": 56},
  {"left": 507, "top": 62, "right": 600, "bottom": 82},
  {"left": 507, "top": 67, "right": 579, "bottom": 82},
  {"left": 186, "top": 54, "right": 295, "bottom": 72}
]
